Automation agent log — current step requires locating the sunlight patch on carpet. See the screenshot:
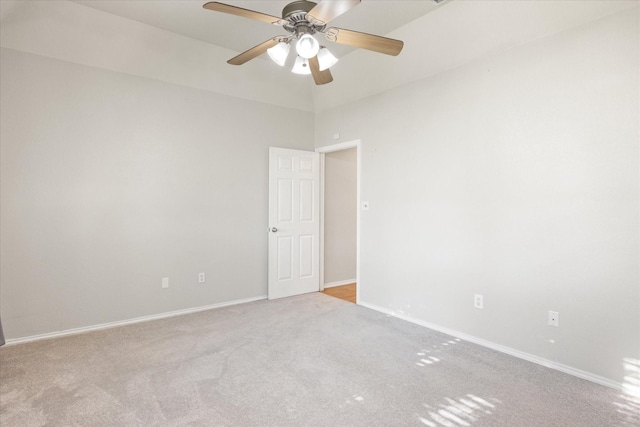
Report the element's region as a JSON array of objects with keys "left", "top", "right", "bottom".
[{"left": 419, "top": 394, "right": 502, "bottom": 426}]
